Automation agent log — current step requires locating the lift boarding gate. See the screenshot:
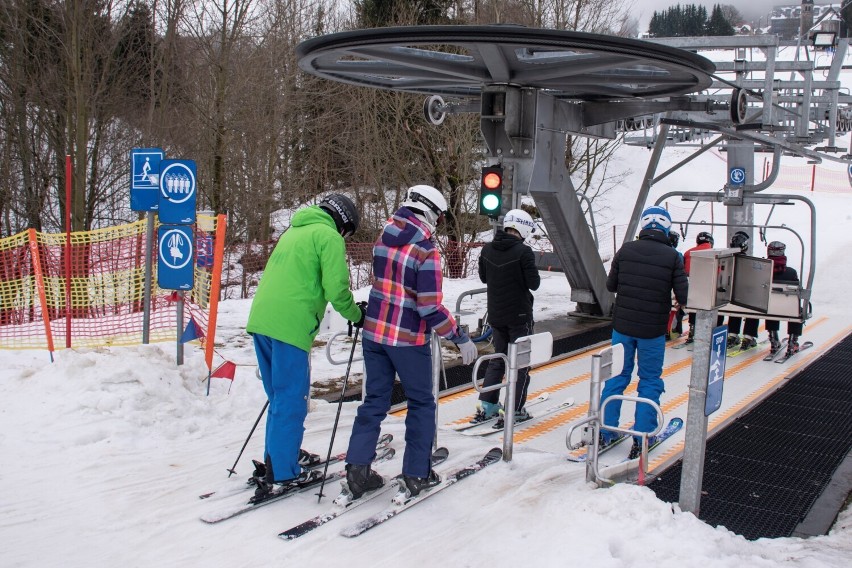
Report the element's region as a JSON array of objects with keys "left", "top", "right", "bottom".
[{"left": 565, "top": 343, "right": 666, "bottom": 487}]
